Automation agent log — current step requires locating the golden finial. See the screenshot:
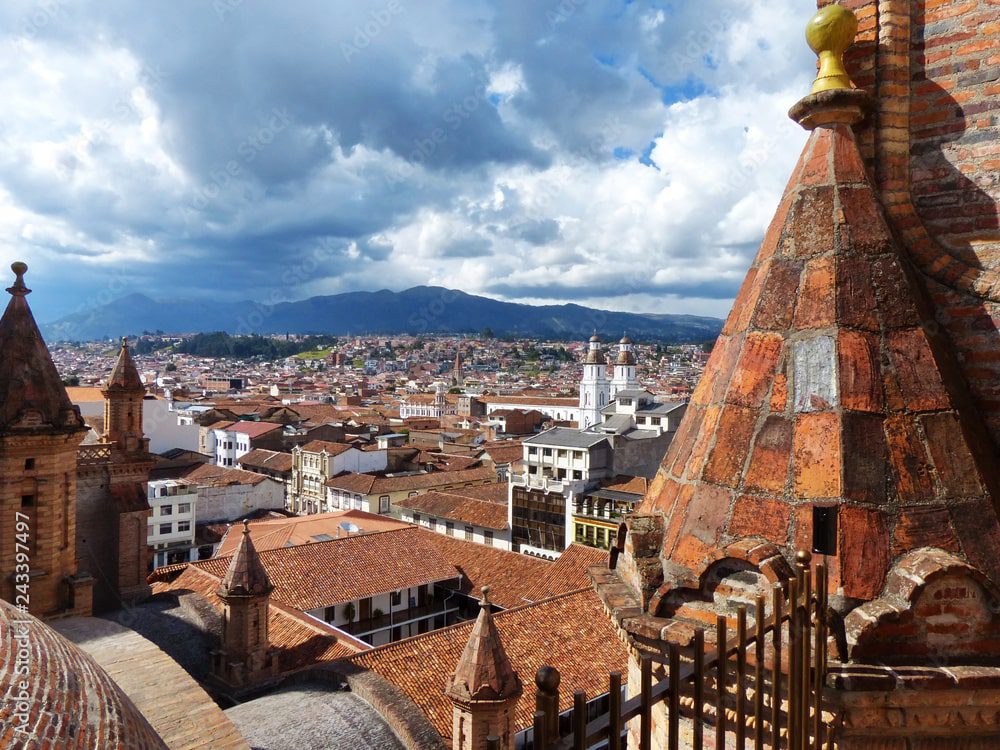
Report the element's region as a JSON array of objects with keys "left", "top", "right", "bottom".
[
  {"left": 806, "top": 4, "right": 858, "bottom": 94},
  {"left": 7, "top": 261, "right": 30, "bottom": 297}
]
